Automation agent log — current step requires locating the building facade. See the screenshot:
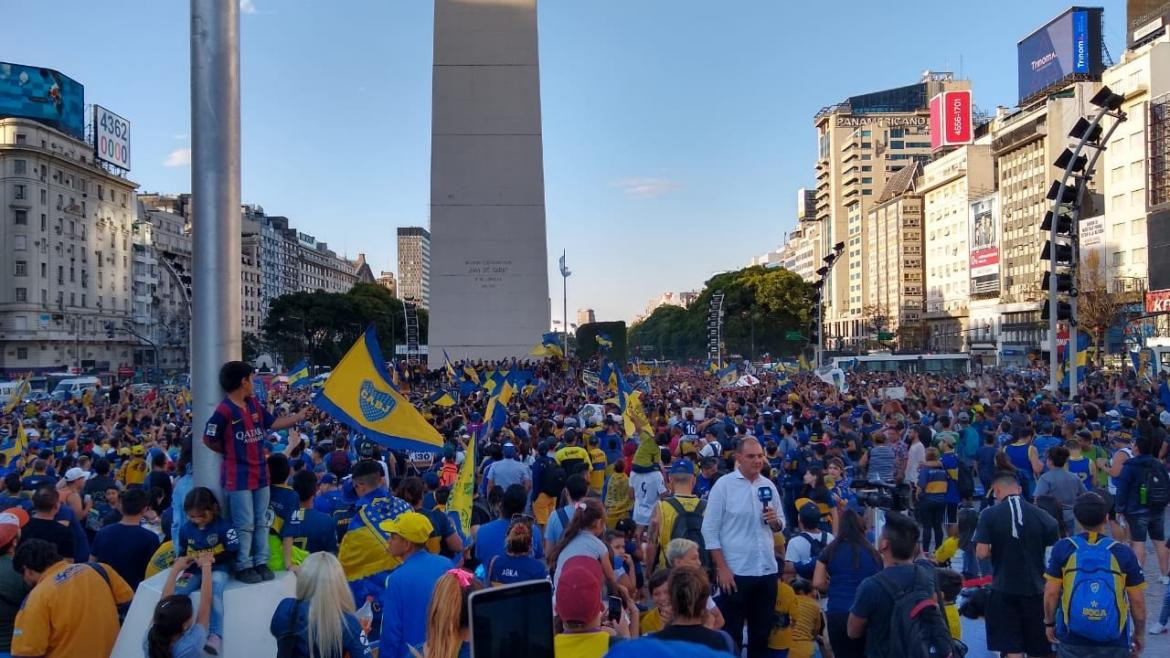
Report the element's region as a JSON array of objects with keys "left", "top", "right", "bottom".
[
  {"left": 0, "top": 118, "right": 140, "bottom": 376},
  {"left": 865, "top": 163, "right": 924, "bottom": 347},
  {"left": 397, "top": 226, "right": 431, "bottom": 309},
  {"left": 576, "top": 308, "right": 596, "bottom": 326}
]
